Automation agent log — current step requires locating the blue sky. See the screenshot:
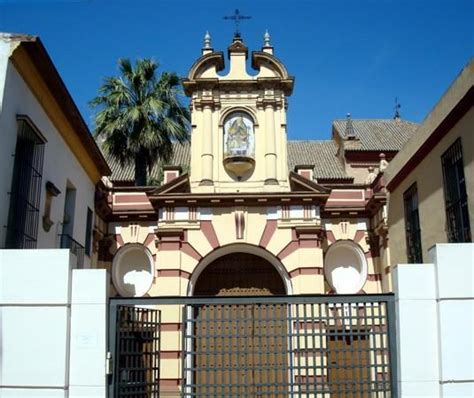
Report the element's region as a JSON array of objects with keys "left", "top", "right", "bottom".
[{"left": 0, "top": 0, "right": 472, "bottom": 140}]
